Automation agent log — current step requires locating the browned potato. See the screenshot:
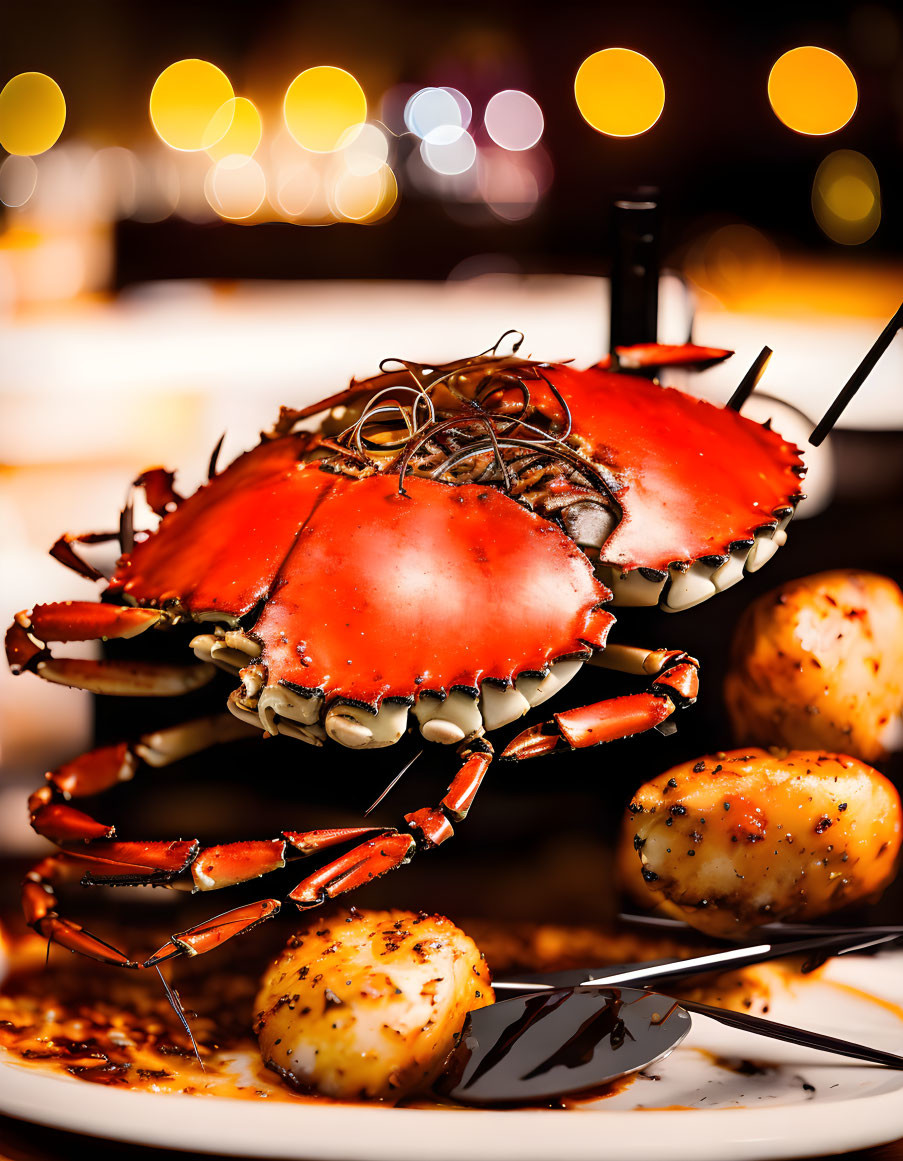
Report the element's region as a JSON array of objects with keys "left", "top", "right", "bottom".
[
  {"left": 254, "top": 909, "right": 492, "bottom": 1099},
  {"left": 725, "top": 570, "right": 903, "bottom": 762},
  {"left": 623, "top": 748, "right": 902, "bottom": 938}
]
